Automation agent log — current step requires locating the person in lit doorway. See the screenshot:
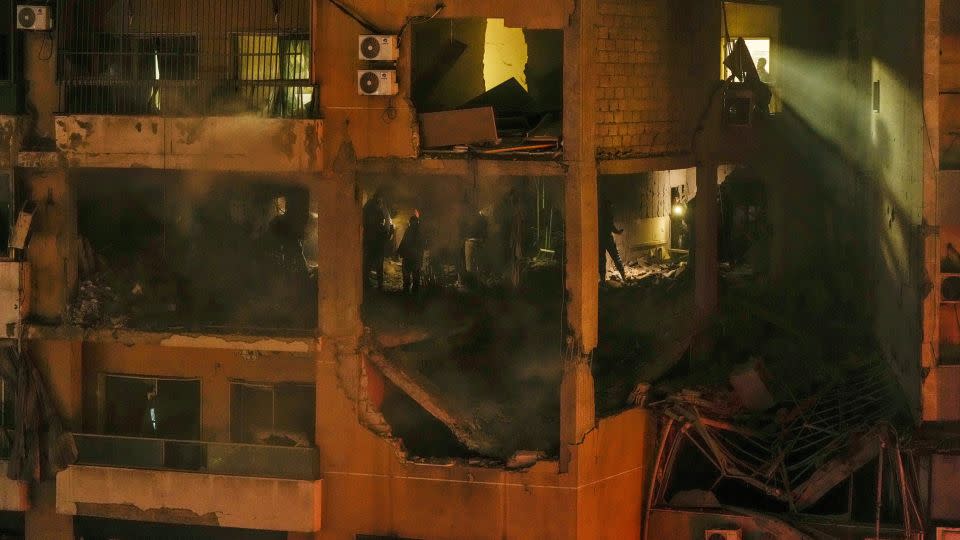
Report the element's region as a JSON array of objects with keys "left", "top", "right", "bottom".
[{"left": 756, "top": 57, "right": 770, "bottom": 84}]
